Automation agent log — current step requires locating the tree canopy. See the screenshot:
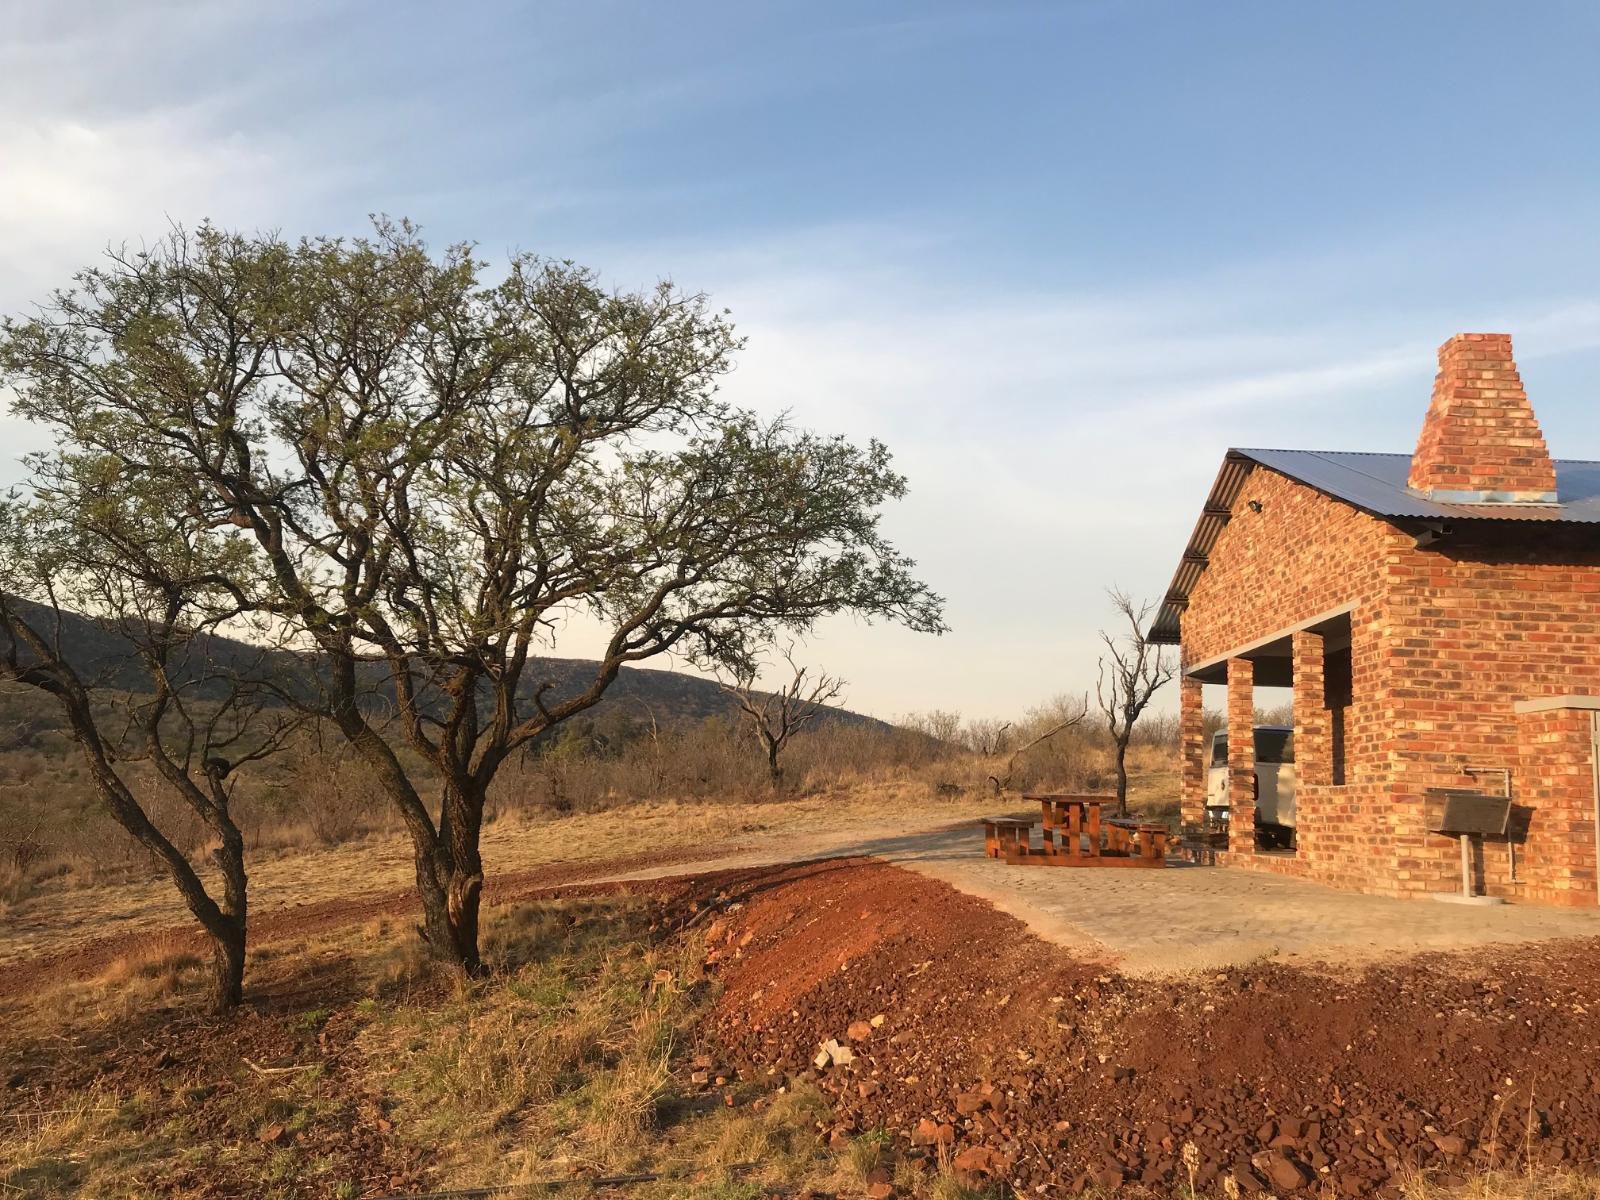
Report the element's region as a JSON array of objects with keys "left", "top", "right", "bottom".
[{"left": 0, "top": 220, "right": 946, "bottom": 971}]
